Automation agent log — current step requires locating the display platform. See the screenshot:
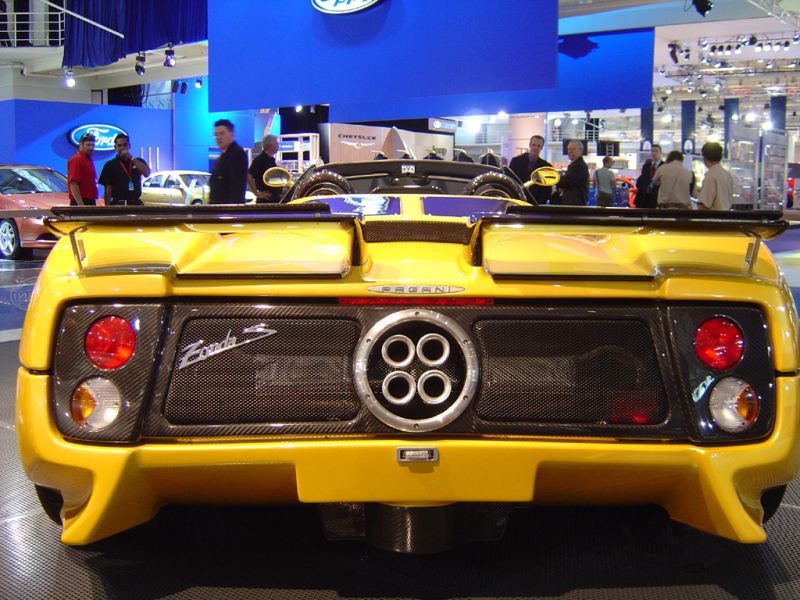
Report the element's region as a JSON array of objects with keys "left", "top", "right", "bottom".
[{"left": 1, "top": 235, "right": 800, "bottom": 599}]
